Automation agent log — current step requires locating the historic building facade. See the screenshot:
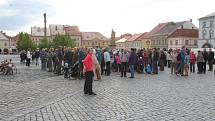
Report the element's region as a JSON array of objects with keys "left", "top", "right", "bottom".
[
  {"left": 198, "top": 12, "right": 215, "bottom": 48},
  {"left": 151, "top": 20, "right": 197, "bottom": 49},
  {"left": 31, "top": 26, "right": 51, "bottom": 45},
  {"left": 0, "top": 31, "right": 10, "bottom": 53},
  {"left": 64, "top": 26, "right": 82, "bottom": 47},
  {"left": 168, "top": 29, "right": 198, "bottom": 49},
  {"left": 81, "top": 32, "right": 110, "bottom": 48}
]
